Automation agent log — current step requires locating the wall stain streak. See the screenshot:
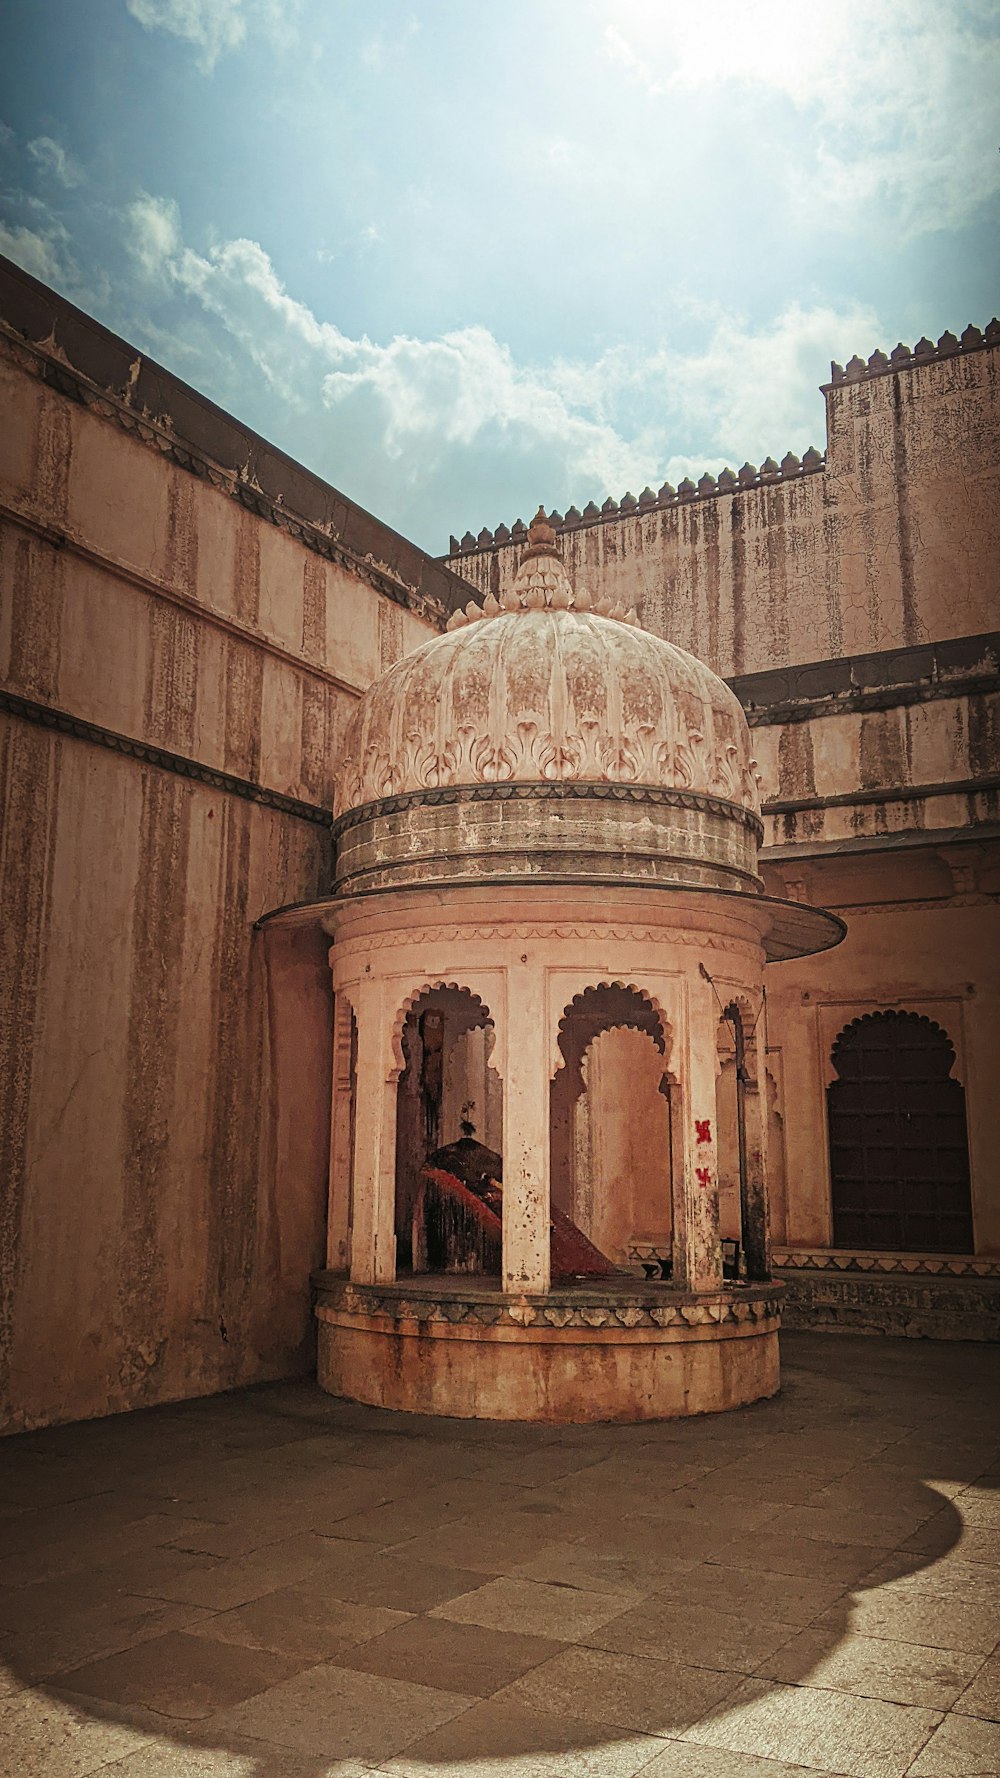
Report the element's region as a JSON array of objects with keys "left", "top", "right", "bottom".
[
  {"left": 891, "top": 375, "right": 920, "bottom": 646},
  {"left": 301, "top": 557, "right": 326, "bottom": 661},
  {"left": 117, "top": 769, "right": 191, "bottom": 1405},
  {"left": 7, "top": 534, "right": 64, "bottom": 699},
  {"left": 0, "top": 722, "right": 57, "bottom": 1414},
  {"left": 204, "top": 799, "right": 266, "bottom": 1381}
]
